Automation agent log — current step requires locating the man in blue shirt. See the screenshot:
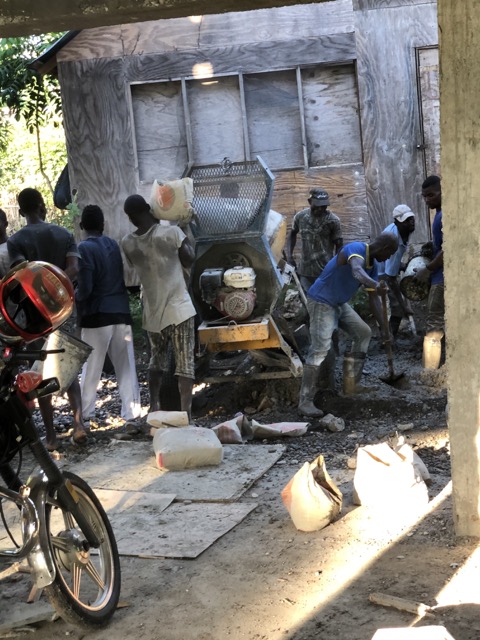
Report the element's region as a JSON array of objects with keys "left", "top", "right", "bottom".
[
  {"left": 415, "top": 175, "right": 444, "bottom": 369},
  {"left": 298, "top": 233, "right": 398, "bottom": 418},
  {"left": 77, "top": 205, "right": 141, "bottom": 424},
  {"left": 378, "top": 204, "right": 416, "bottom": 336}
]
